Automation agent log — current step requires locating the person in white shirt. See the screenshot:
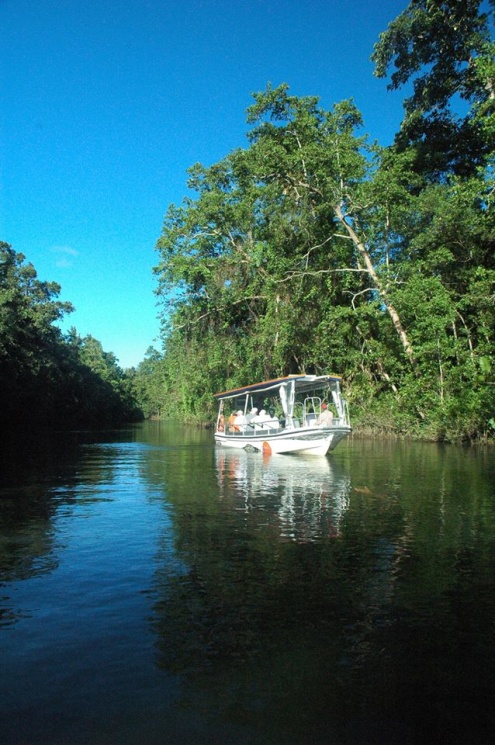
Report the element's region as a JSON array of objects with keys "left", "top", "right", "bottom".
[
  {"left": 246, "top": 407, "right": 258, "bottom": 425},
  {"left": 233, "top": 410, "right": 247, "bottom": 430},
  {"left": 253, "top": 409, "right": 279, "bottom": 429},
  {"left": 316, "top": 403, "right": 333, "bottom": 426},
  {"left": 265, "top": 409, "right": 279, "bottom": 429},
  {"left": 252, "top": 409, "right": 269, "bottom": 429}
]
